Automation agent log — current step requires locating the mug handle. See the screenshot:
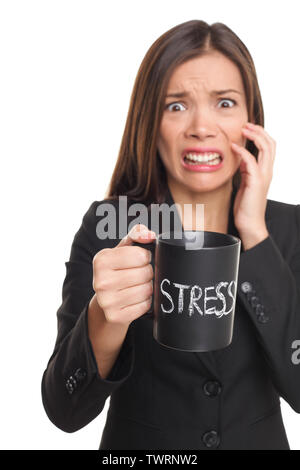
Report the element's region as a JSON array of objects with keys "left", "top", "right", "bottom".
[{"left": 132, "top": 239, "right": 157, "bottom": 314}]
